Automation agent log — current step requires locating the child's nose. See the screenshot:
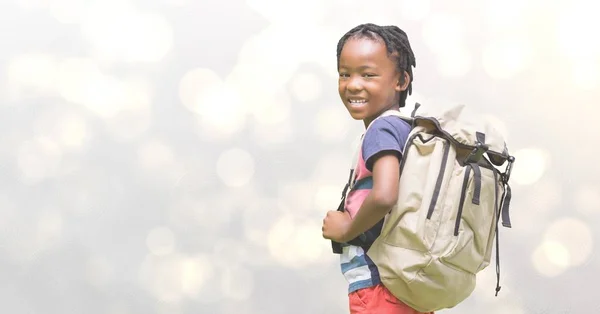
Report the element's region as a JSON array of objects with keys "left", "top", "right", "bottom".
[{"left": 347, "top": 77, "right": 364, "bottom": 92}]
